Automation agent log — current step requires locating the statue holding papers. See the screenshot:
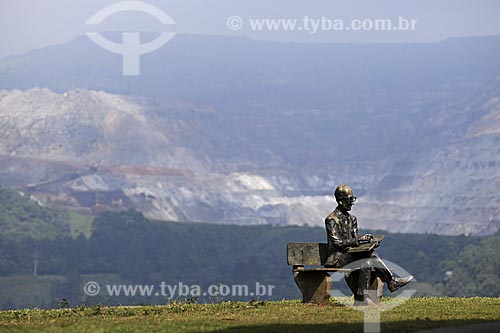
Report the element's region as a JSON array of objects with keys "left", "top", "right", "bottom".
[{"left": 324, "top": 184, "right": 414, "bottom": 304}]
